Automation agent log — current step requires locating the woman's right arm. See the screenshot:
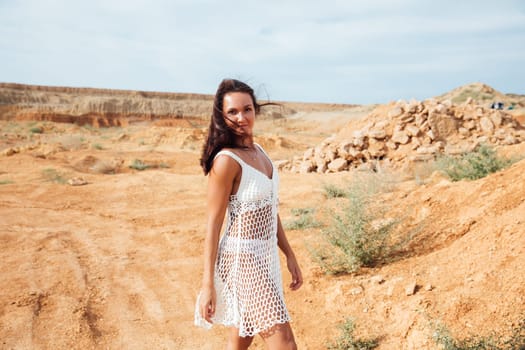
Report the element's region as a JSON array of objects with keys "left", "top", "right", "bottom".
[{"left": 199, "top": 155, "right": 238, "bottom": 323}]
